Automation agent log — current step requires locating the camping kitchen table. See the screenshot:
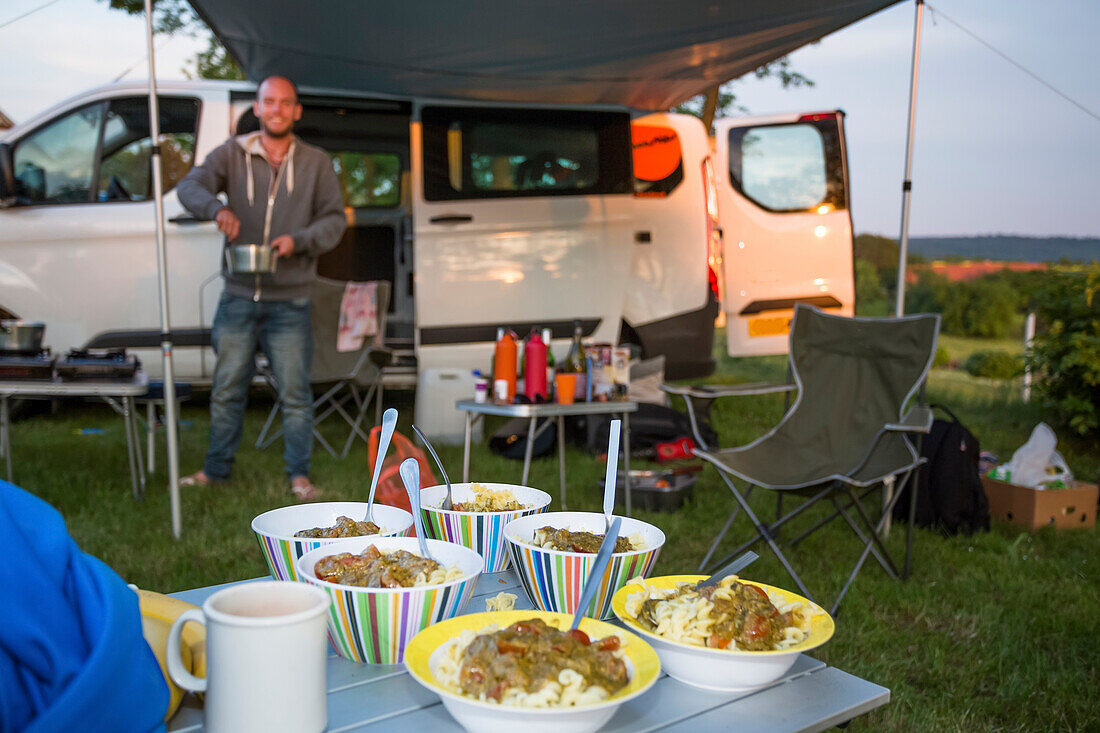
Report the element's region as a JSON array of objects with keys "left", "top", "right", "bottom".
[
  {"left": 166, "top": 570, "right": 890, "bottom": 732},
  {"left": 456, "top": 399, "right": 639, "bottom": 513},
  {"left": 0, "top": 372, "right": 149, "bottom": 498}
]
